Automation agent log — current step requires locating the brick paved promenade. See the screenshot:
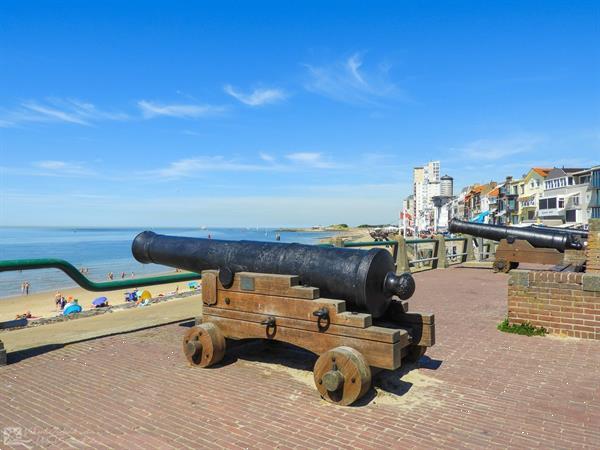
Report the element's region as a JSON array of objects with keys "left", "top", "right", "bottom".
[{"left": 1, "top": 267, "right": 599, "bottom": 449}]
